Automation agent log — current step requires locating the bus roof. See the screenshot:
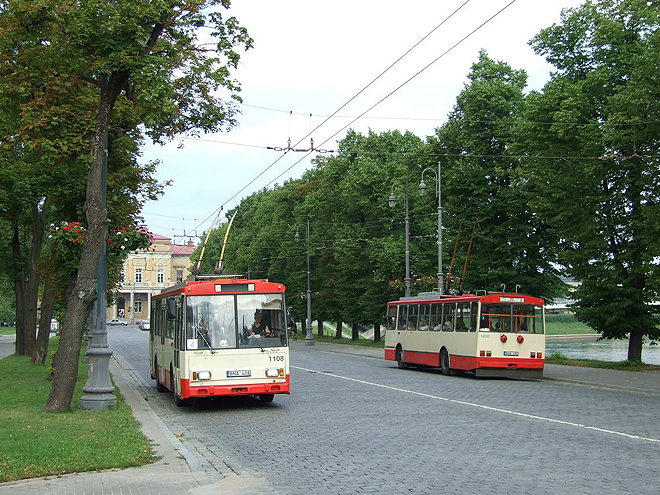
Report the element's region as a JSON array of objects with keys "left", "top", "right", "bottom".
[
  {"left": 388, "top": 292, "right": 545, "bottom": 306},
  {"left": 155, "top": 278, "right": 286, "bottom": 299}
]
